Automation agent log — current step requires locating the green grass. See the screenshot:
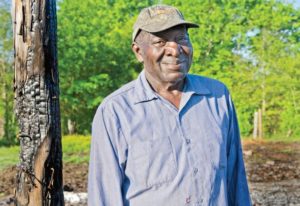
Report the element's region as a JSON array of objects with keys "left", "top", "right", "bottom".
[
  {"left": 263, "top": 135, "right": 300, "bottom": 142},
  {"left": 1, "top": 134, "right": 299, "bottom": 171},
  {"left": 242, "top": 135, "right": 300, "bottom": 143},
  {"left": 0, "top": 135, "right": 91, "bottom": 170},
  {"left": 0, "top": 146, "right": 19, "bottom": 170},
  {"left": 62, "top": 135, "right": 91, "bottom": 163}
]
